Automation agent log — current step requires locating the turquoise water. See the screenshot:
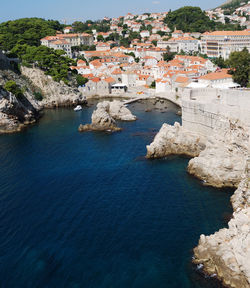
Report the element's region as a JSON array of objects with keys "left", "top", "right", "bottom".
[{"left": 0, "top": 102, "right": 232, "bottom": 288}]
